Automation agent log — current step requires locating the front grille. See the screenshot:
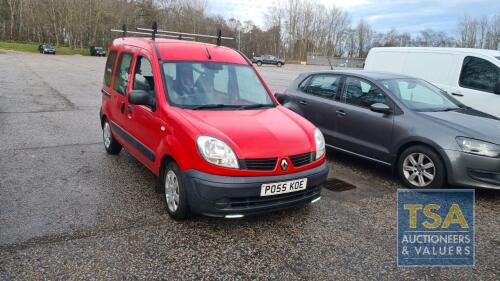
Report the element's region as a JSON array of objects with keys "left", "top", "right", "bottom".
[
  {"left": 219, "top": 185, "right": 321, "bottom": 210},
  {"left": 240, "top": 158, "right": 277, "bottom": 171},
  {"left": 290, "top": 152, "right": 314, "bottom": 167}
]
